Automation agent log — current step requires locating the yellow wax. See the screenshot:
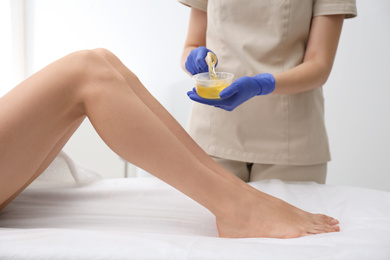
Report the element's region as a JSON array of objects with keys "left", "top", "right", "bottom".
[{"left": 196, "top": 82, "right": 229, "bottom": 99}]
